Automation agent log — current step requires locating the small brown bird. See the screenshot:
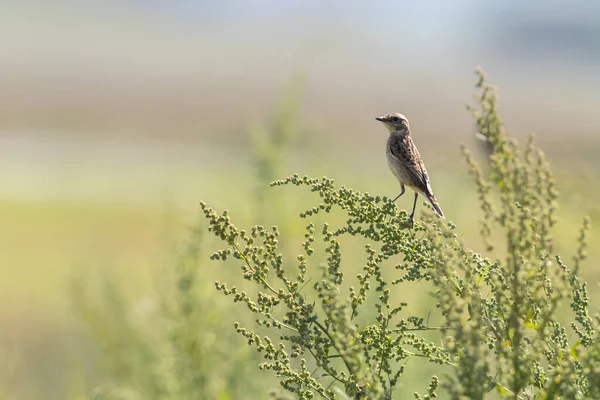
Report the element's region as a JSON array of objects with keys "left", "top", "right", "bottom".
[{"left": 376, "top": 112, "right": 444, "bottom": 221}]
